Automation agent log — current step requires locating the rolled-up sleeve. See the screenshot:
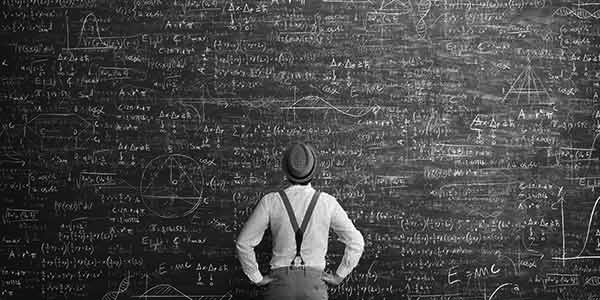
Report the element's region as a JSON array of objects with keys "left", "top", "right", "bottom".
[
  {"left": 330, "top": 199, "right": 364, "bottom": 278},
  {"left": 235, "top": 195, "right": 270, "bottom": 284}
]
